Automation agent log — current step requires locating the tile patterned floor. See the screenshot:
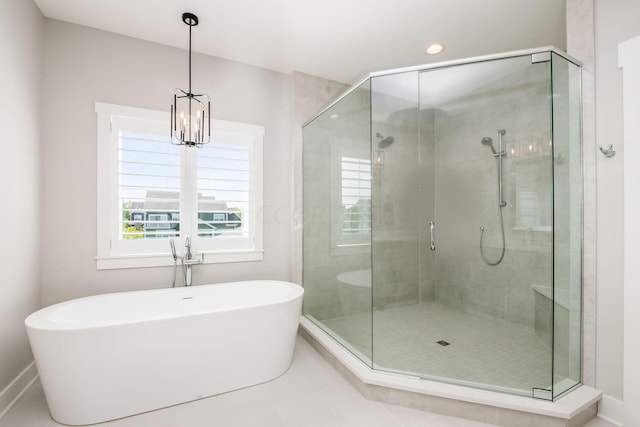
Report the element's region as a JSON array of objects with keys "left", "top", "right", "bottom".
[
  {"left": 322, "top": 301, "right": 554, "bottom": 393},
  {"left": 0, "top": 335, "right": 613, "bottom": 427}
]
